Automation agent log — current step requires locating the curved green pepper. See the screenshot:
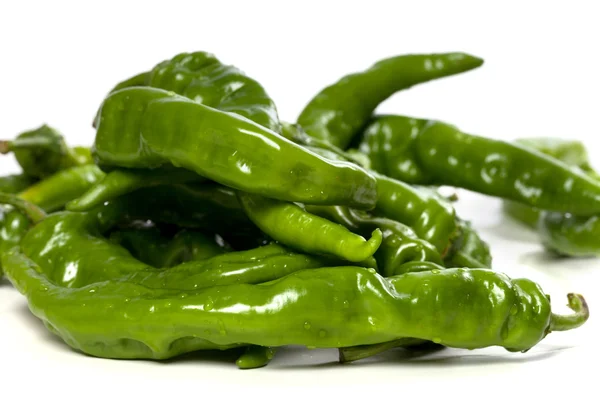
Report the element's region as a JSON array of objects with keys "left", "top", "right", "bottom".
[
  {"left": 305, "top": 205, "right": 442, "bottom": 276},
  {"left": 93, "top": 87, "right": 377, "bottom": 208},
  {"left": 356, "top": 116, "right": 600, "bottom": 215},
  {"left": 297, "top": 52, "right": 483, "bottom": 149},
  {"left": 238, "top": 193, "right": 382, "bottom": 263},
  {"left": 3, "top": 252, "right": 588, "bottom": 360},
  {"left": 1, "top": 125, "right": 91, "bottom": 178},
  {"left": 0, "top": 207, "right": 30, "bottom": 279}
]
